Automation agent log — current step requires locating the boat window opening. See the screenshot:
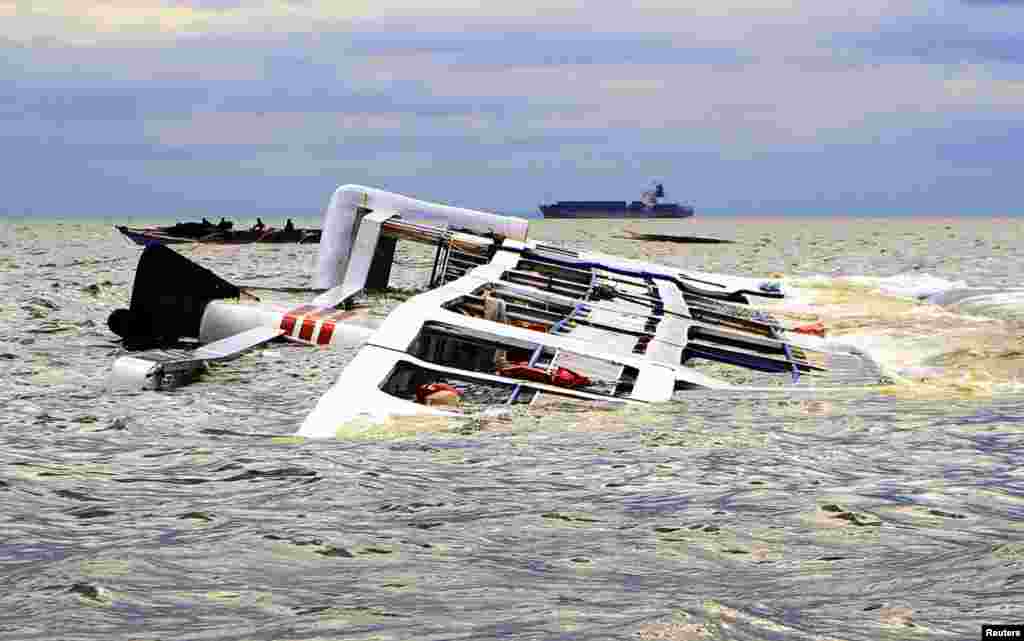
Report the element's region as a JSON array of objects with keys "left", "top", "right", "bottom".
[
  {"left": 428, "top": 241, "right": 449, "bottom": 288},
  {"left": 444, "top": 295, "right": 566, "bottom": 329},
  {"left": 408, "top": 323, "right": 536, "bottom": 374},
  {"left": 558, "top": 323, "right": 643, "bottom": 357},
  {"left": 588, "top": 274, "right": 661, "bottom": 309},
  {"left": 516, "top": 258, "right": 593, "bottom": 285},
  {"left": 467, "top": 285, "right": 576, "bottom": 318},
  {"left": 406, "top": 323, "right": 635, "bottom": 398},
  {"left": 683, "top": 339, "right": 789, "bottom": 374},
  {"left": 687, "top": 325, "right": 787, "bottom": 358},
  {"left": 442, "top": 278, "right": 655, "bottom": 342},
  {"left": 679, "top": 356, "right": 790, "bottom": 387},
  {"left": 584, "top": 318, "right": 652, "bottom": 339},
  {"left": 501, "top": 270, "right": 591, "bottom": 298},
  {"left": 684, "top": 295, "right": 777, "bottom": 331},
  {"left": 596, "top": 270, "right": 650, "bottom": 288},
  {"left": 614, "top": 282, "right": 660, "bottom": 304},
  {"left": 632, "top": 335, "right": 651, "bottom": 355},
  {"left": 507, "top": 264, "right": 592, "bottom": 288},
  {"left": 532, "top": 244, "right": 580, "bottom": 259},
  {"left": 381, "top": 361, "right": 538, "bottom": 406},
  {"left": 613, "top": 366, "right": 639, "bottom": 397},
  {"left": 513, "top": 259, "right": 594, "bottom": 286},
  {"left": 687, "top": 307, "right": 775, "bottom": 338},
  {"left": 488, "top": 290, "right": 571, "bottom": 317},
  {"left": 682, "top": 328, "right": 821, "bottom": 382},
  {"left": 573, "top": 308, "right": 654, "bottom": 337},
  {"left": 685, "top": 326, "right": 823, "bottom": 374},
  {"left": 677, "top": 358, "right": 795, "bottom": 390},
  {"left": 672, "top": 379, "right": 703, "bottom": 392}
]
